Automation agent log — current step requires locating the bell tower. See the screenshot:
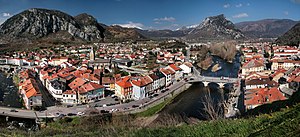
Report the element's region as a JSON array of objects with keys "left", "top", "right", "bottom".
[{"left": 90, "top": 46, "right": 95, "bottom": 61}]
